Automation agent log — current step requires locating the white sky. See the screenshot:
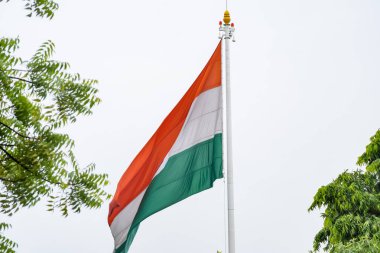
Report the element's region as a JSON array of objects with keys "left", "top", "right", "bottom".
[{"left": 1, "top": 0, "right": 380, "bottom": 252}]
